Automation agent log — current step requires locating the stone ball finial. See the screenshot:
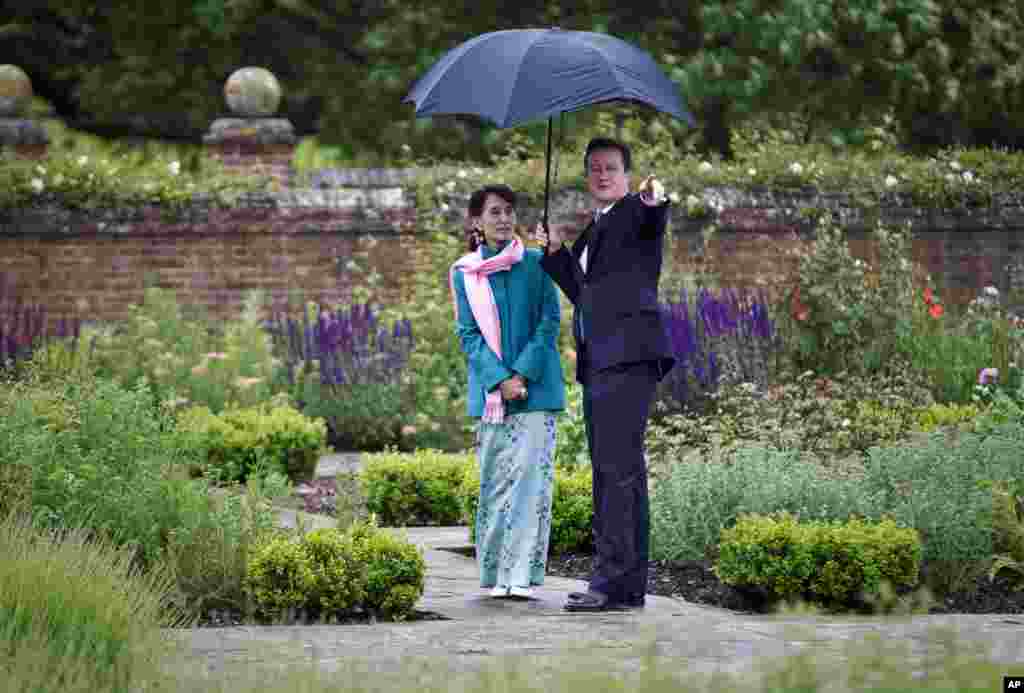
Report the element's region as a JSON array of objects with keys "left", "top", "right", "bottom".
[
  {"left": 224, "top": 67, "right": 282, "bottom": 117},
  {"left": 0, "top": 65, "right": 33, "bottom": 117}
]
